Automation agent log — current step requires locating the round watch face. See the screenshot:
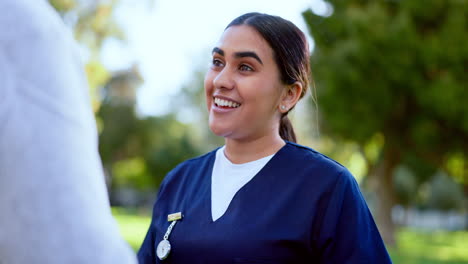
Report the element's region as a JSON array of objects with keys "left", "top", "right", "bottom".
[{"left": 156, "top": 239, "right": 171, "bottom": 260}]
